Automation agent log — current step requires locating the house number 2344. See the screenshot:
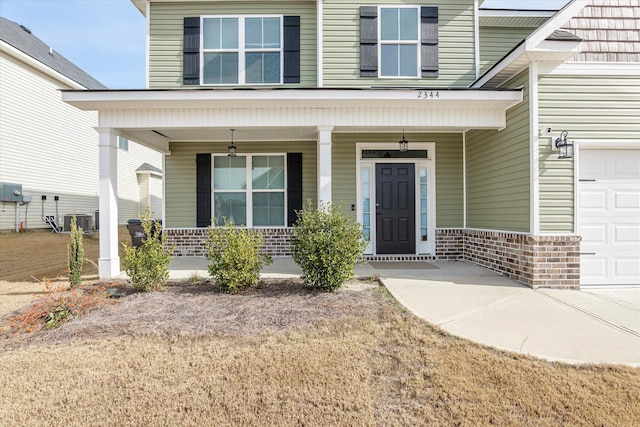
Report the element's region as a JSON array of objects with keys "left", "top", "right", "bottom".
[{"left": 417, "top": 91, "right": 440, "bottom": 99}]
